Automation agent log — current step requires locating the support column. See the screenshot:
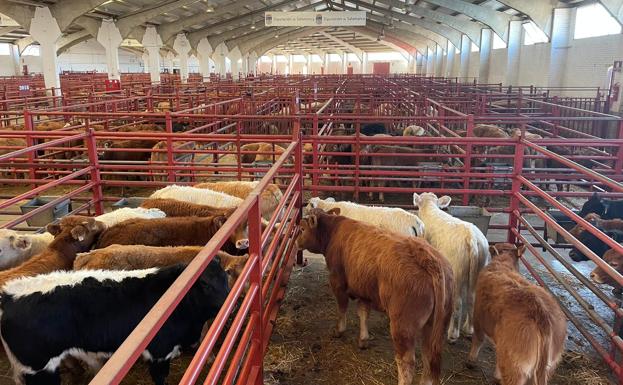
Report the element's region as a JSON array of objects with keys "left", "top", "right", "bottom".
[
  {"left": 142, "top": 26, "right": 163, "bottom": 83},
  {"left": 323, "top": 53, "right": 330, "bottom": 74},
  {"left": 479, "top": 29, "right": 493, "bottom": 83},
  {"left": 342, "top": 51, "right": 348, "bottom": 74},
  {"left": 173, "top": 33, "right": 191, "bottom": 83},
  {"left": 459, "top": 34, "right": 470, "bottom": 80},
  {"left": 307, "top": 54, "right": 312, "bottom": 75},
  {"left": 426, "top": 47, "right": 434, "bottom": 76},
  {"left": 416, "top": 52, "right": 423, "bottom": 75},
  {"left": 272, "top": 54, "right": 278, "bottom": 74},
  {"left": 9, "top": 44, "right": 20, "bottom": 75},
  {"left": 446, "top": 42, "right": 456, "bottom": 77},
  {"left": 361, "top": 52, "right": 368, "bottom": 74},
  {"left": 249, "top": 51, "right": 258, "bottom": 75},
  {"left": 288, "top": 53, "right": 294, "bottom": 75},
  {"left": 96, "top": 19, "right": 122, "bottom": 80},
  {"left": 435, "top": 44, "right": 443, "bottom": 76},
  {"left": 28, "top": 7, "right": 62, "bottom": 92},
  {"left": 212, "top": 43, "right": 227, "bottom": 78},
  {"left": 197, "top": 38, "right": 213, "bottom": 80},
  {"left": 548, "top": 8, "right": 576, "bottom": 89},
  {"left": 505, "top": 20, "right": 523, "bottom": 86},
  {"left": 142, "top": 52, "right": 149, "bottom": 73}
]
